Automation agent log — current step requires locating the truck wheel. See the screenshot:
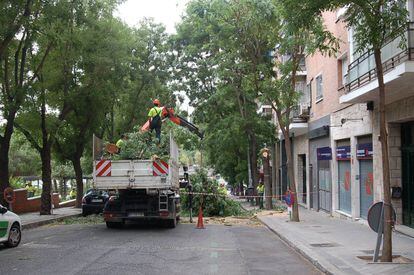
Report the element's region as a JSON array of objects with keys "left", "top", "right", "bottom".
[
  {"left": 166, "top": 218, "right": 177, "bottom": 228},
  {"left": 106, "top": 221, "right": 123, "bottom": 229},
  {"left": 5, "top": 223, "right": 21, "bottom": 248}
]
